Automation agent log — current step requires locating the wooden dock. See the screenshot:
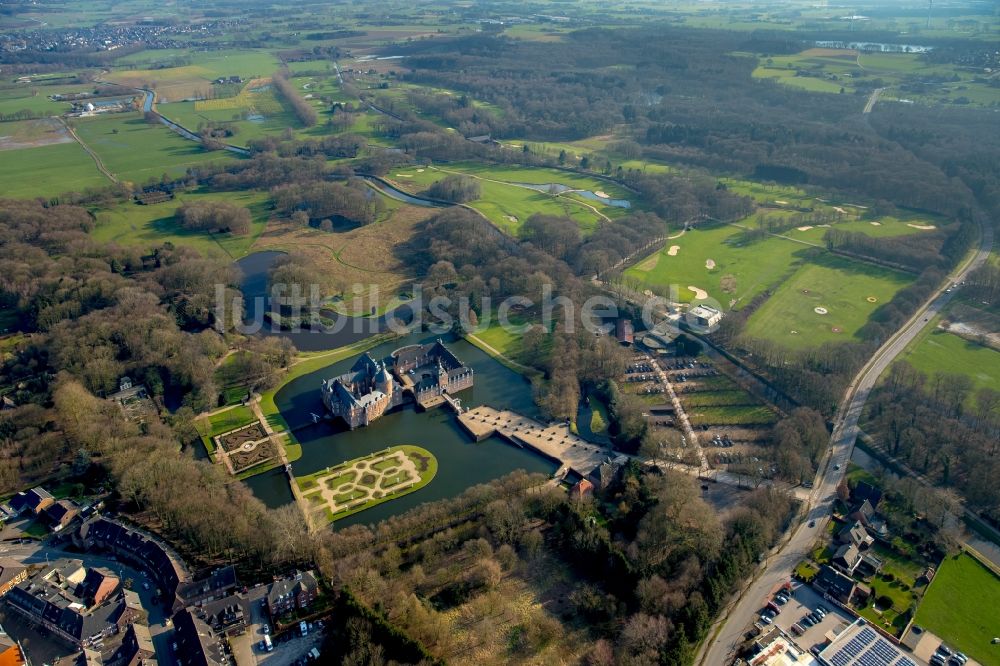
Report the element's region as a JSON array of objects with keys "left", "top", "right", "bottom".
[{"left": 457, "top": 405, "right": 608, "bottom": 477}]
